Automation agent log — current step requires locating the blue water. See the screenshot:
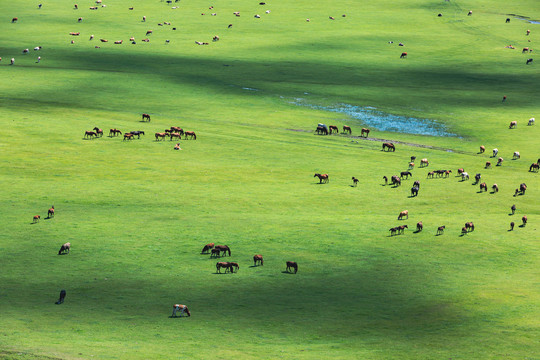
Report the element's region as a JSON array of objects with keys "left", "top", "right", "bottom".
[{"left": 293, "top": 100, "right": 458, "bottom": 137}]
